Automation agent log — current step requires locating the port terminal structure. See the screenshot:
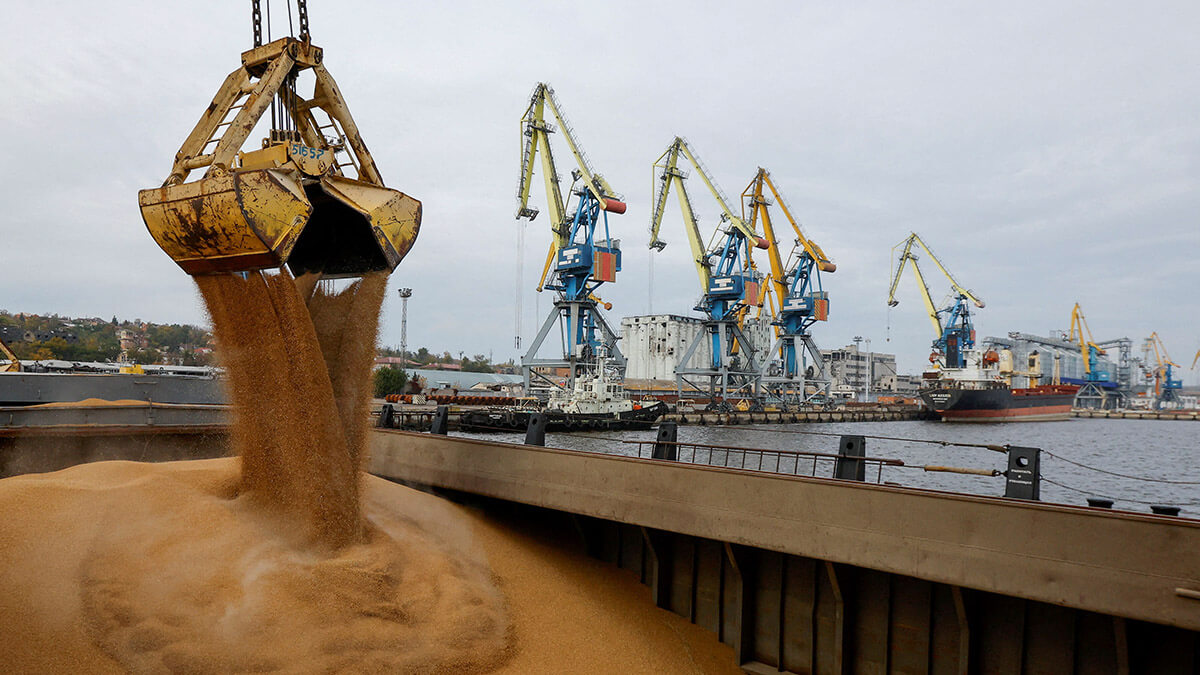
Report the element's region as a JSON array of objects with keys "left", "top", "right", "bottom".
[
  {"left": 742, "top": 169, "right": 836, "bottom": 407},
  {"left": 649, "top": 137, "right": 770, "bottom": 406},
  {"left": 515, "top": 83, "right": 627, "bottom": 398}
]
